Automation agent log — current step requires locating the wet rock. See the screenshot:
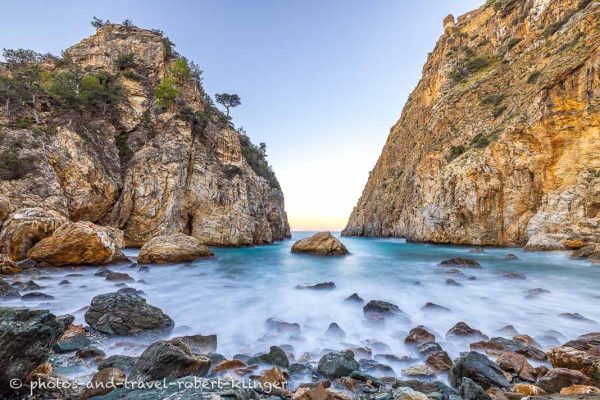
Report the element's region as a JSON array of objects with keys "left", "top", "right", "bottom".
[
  {"left": 137, "top": 234, "right": 213, "bottom": 264},
  {"left": 318, "top": 350, "right": 359, "bottom": 379},
  {"left": 512, "top": 334, "right": 540, "bottom": 348},
  {"left": 416, "top": 342, "right": 444, "bottom": 357},
  {"left": 445, "top": 279, "right": 461, "bottom": 287},
  {"left": 0, "top": 256, "right": 21, "bottom": 275},
  {"left": 363, "top": 300, "right": 410, "bottom": 323},
  {"left": 105, "top": 272, "right": 134, "bottom": 282},
  {"left": 547, "top": 332, "right": 600, "bottom": 383},
  {"left": 0, "top": 308, "right": 72, "bottom": 394},
  {"left": 296, "top": 282, "right": 336, "bottom": 290},
  {"left": 439, "top": 258, "right": 481, "bottom": 268},
  {"left": 129, "top": 337, "right": 211, "bottom": 382},
  {"left": 325, "top": 323, "right": 346, "bottom": 339},
  {"left": 289, "top": 363, "right": 314, "bottom": 380},
  {"left": 426, "top": 350, "right": 453, "bottom": 372},
  {"left": 375, "top": 354, "right": 418, "bottom": 365},
  {"left": 512, "top": 383, "right": 546, "bottom": 396},
  {"left": 349, "top": 370, "right": 384, "bottom": 387},
  {"left": 405, "top": 326, "right": 435, "bottom": 345},
  {"left": 213, "top": 359, "right": 247, "bottom": 373},
  {"left": 95, "top": 267, "right": 114, "bottom": 277},
  {"left": 22, "top": 292, "right": 55, "bottom": 301},
  {"left": 558, "top": 312, "right": 596, "bottom": 323},
  {"left": 449, "top": 351, "right": 510, "bottom": 390},
  {"left": 345, "top": 293, "right": 364, "bottom": 304},
  {"left": 176, "top": 335, "right": 218, "bottom": 354},
  {"left": 495, "top": 325, "right": 519, "bottom": 337},
  {"left": 16, "top": 258, "right": 39, "bottom": 270},
  {"left": 458, "top": 377, "right": 490, "bottom": 400},
  {"left": 421, "top": 302, "right": 451, "bottom": 313},
  {"left": 345, "top": 346, "right": 372, "bottom": 360},
  {"left": 265, "top": 317, "right": 301, "bottom": 336},
  {"left": 392, "top": 386, "right": 429, "bottom": 400},
  {"left": 503, "top": 272, "right": 526, "bottom": 279},
  {"left": 81, "top": 367, "right": 126, "bottom": 400},
  {"left": 537, "top": 368, "right": 593, "bottom": 393},
  {"left": 0, "top": 208, "right": 68, "bottom": 261},
  {"left": 138, "top": 265, "right": 150, "bottom": 272},
  {"left": 470, "top": 337, "right": 523, "bottom": 357},
  {"left": 117, "top": 287, "right": 145, "bottom": 296},
  {"left": 469, "top": 248, "right": 486, "bottom": 254},
  {"left": 253, "top": 345, "right": 290, "bottom": 368},
  {"left": 504, "top": 254, "right": 519, "bottom": 260},
  {"left": 291, "top": 232, "right": 349, "bottom": 256},
  {"left": 495, "top": 352, "right": 536, "bottom": 382},
  {"left": 98, "top": 355, "right": 138, "bottom": 374},
  {"left": 362, "top": 338, "right": 392, "bottom": 352},
  {"left": 444, "top": 268, "right": 464, "bottom": 275},
  {"left": 28, "top": 221, "right": 124, "bottom": 266},
  {"left": 401, "top": 365, "right": 436, "bottom": 379},
  {"left": 524, "top": 288, "right": 551, "bottom": 298},
  {"left": 76, "top": 346, "right": 106, "bottom": 359},
  {"left": 258, "top": 366, "right": 287, "bottom": 391},
  {"left": 0, "top": 277, "right": 20, "bottom": 298},
  {"left": 446, "top": 322, "right": 488, "bottom": 341},
  {"left": 58, "top": 279, "right": 70, "bottom": 285},
  {"left": 84, "top": 291, "right": 174, "bottom": 336},
  {"left": 359, "top": 359, "right": 395, "bottom": 377},
  {"left": 53, "top": 324, "right": 91, "bottom": 353}
]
